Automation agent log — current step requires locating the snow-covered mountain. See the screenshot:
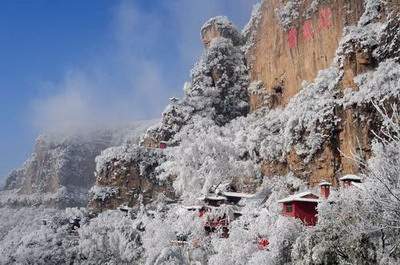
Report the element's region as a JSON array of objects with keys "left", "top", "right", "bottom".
[
  {"left": 1, "top": 1, "right": 400, "bottom": 264},
  {"left": 90, "top": 0, "right": 400, "bottom": 209},
  {"left": 1, "top": 120, "right": 156, "bottom": 208}
]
